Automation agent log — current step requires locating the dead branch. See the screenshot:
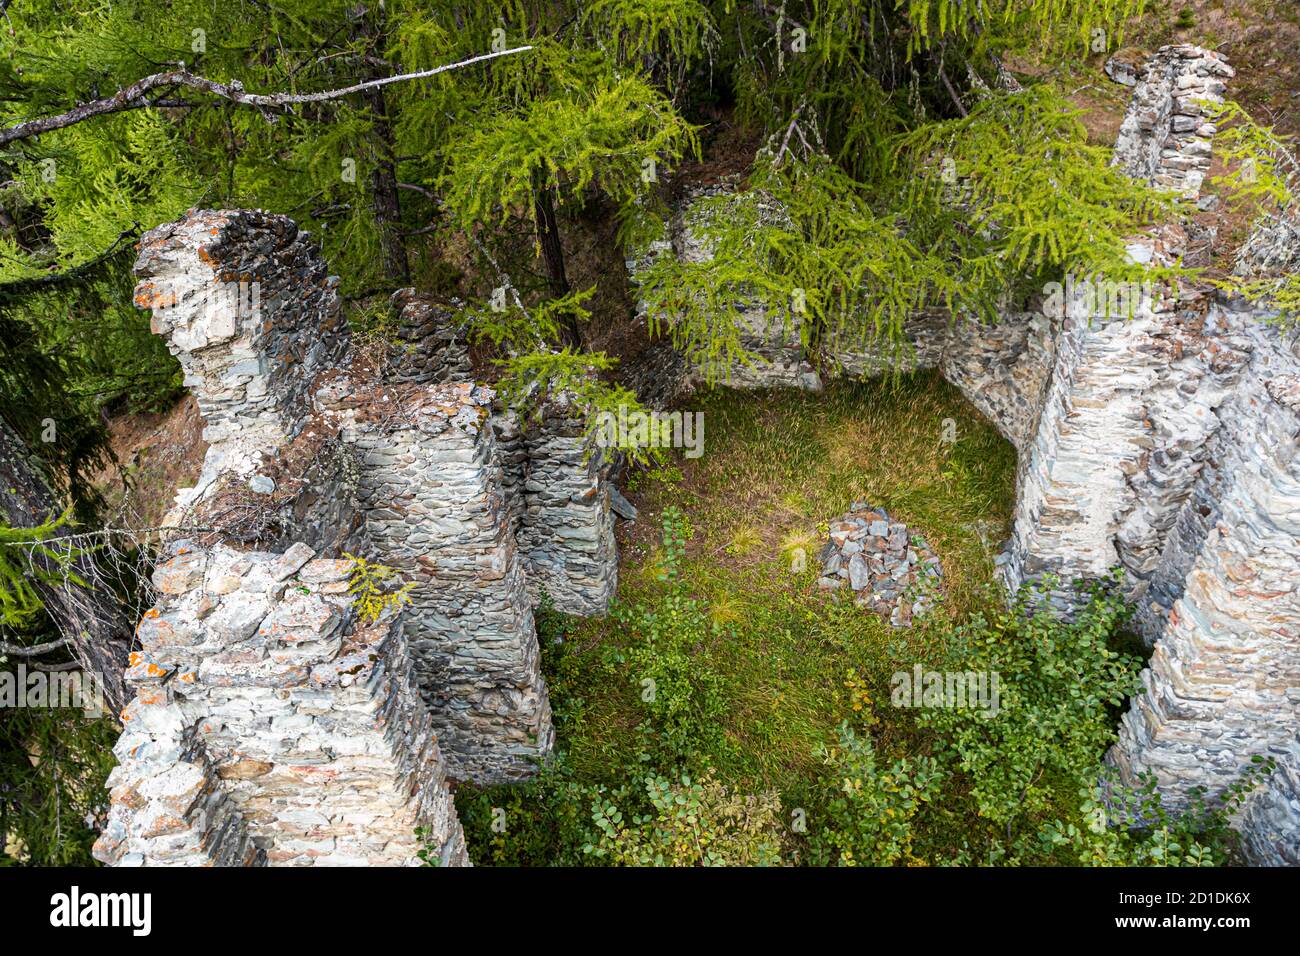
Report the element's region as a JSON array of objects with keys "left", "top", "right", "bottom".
[{"left": 0, "top": 46, "right": 533, "bottom": 148}]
